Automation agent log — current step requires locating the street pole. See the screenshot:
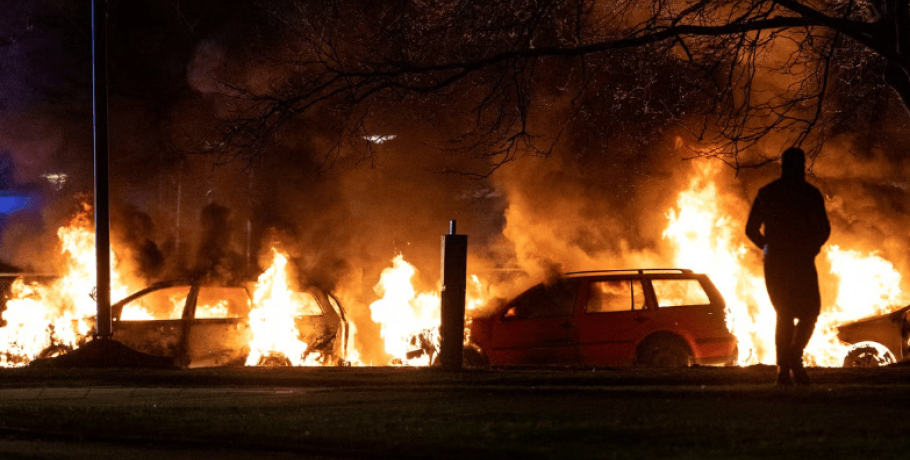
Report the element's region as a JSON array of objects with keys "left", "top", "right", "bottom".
[
  {"left": 92, "top": 0, "right": 112, "bottom": 339},
  {"left": 439, "top": 220, "right": 467, "bottom": 371}
]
